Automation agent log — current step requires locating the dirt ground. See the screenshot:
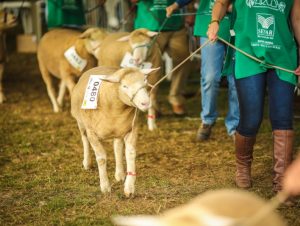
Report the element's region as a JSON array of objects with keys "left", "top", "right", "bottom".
[{"left": 0, "top": 52, "right": 300, "bottom": 226}]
